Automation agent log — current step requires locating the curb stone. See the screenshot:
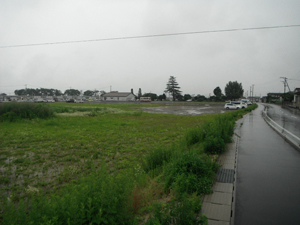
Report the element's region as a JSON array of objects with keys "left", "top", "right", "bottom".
[{"left": 201, "top": 117, "right": 244, "bottom": 225}]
